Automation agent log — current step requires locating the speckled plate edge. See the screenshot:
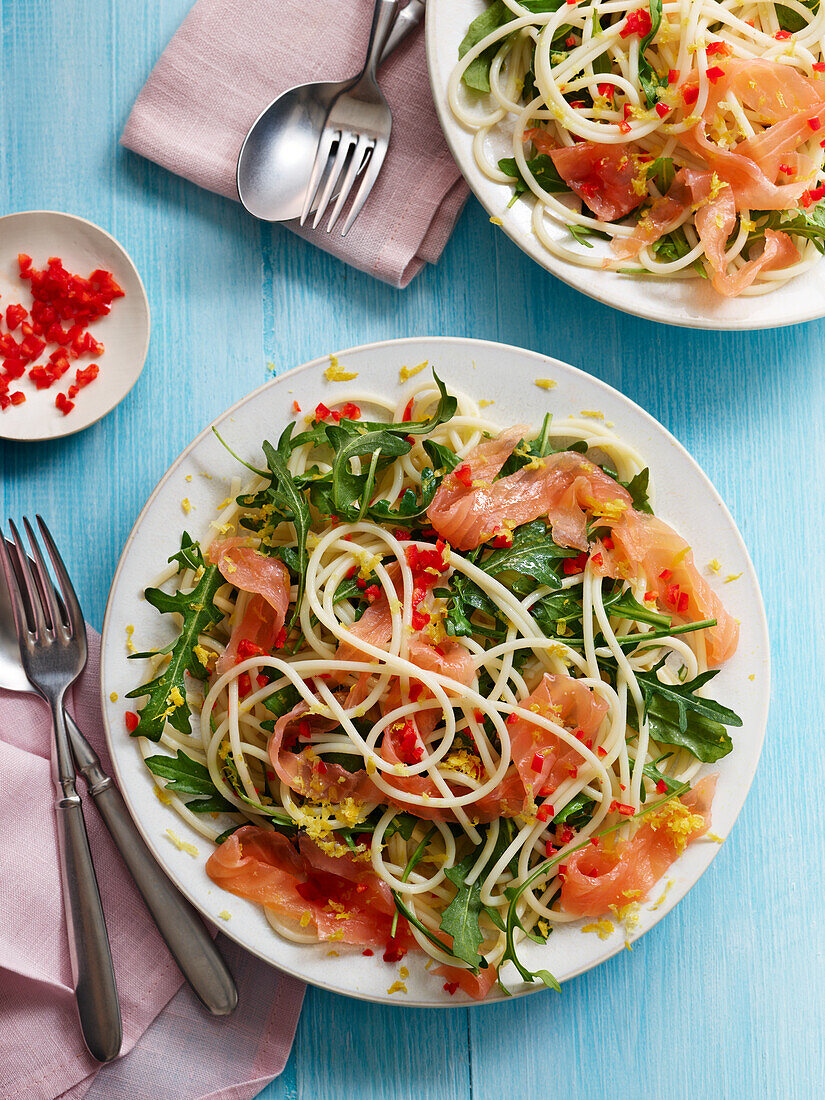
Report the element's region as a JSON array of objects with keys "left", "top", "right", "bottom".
[{"left": 100, "top": 336, "right": 770, "bottom": 1006}]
